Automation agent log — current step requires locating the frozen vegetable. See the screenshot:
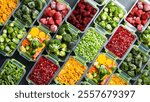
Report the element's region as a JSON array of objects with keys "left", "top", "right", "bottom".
[
  {"left": 86, "top": 53, "right": 116, "bottom": 85},
  {"left": 28, "top": 56, "right": 59, "bottom": 85},
  {"left": 75, "top": 28, "right": 106, "bottom": 62},
  {"left": 39, "top": 0, "right": 69, "bottom": 32},
  {"left": 67, "top": 0, "right": 97, "bottom": 31},
  {"left": 0, "top": 0, "right": 18, "bottom": 25},
  {"left": 136, "top": 62, "right": 150, "bottom": 85},
  {"left": 0, "top": 59, "right": 25, "bottom": 85},
  {"left": 126, "top": 1, "right": 150, "bottom": 31},
  {"left": 138, "top": 25, "right": 150, "bottom": 49},
  {"left": 108, "top": 74, "right": 128, "bottom": 85},
  {"left": 47, "top": 24, "right": 78, "bottom": 60},
  {"left": 55, "top": 57, "right": 86, "bottom": 85},
  {"left": 95, "top": 1, "right": 125, "bottom": 33},
  {"left": 106, "top": 26, "right": 136, "bottom": 58},
  {"left": 120, "top": 46, "right": 149, "bottom": 78},
  {"left": 19, "top": 27, "right": 50, "bottom": 61},
  {"left": 0, "top": 21, "right": 26, "bottom": 56},
  {"left": 15, "top": 0, "right": 46, "bottom": 25}
]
